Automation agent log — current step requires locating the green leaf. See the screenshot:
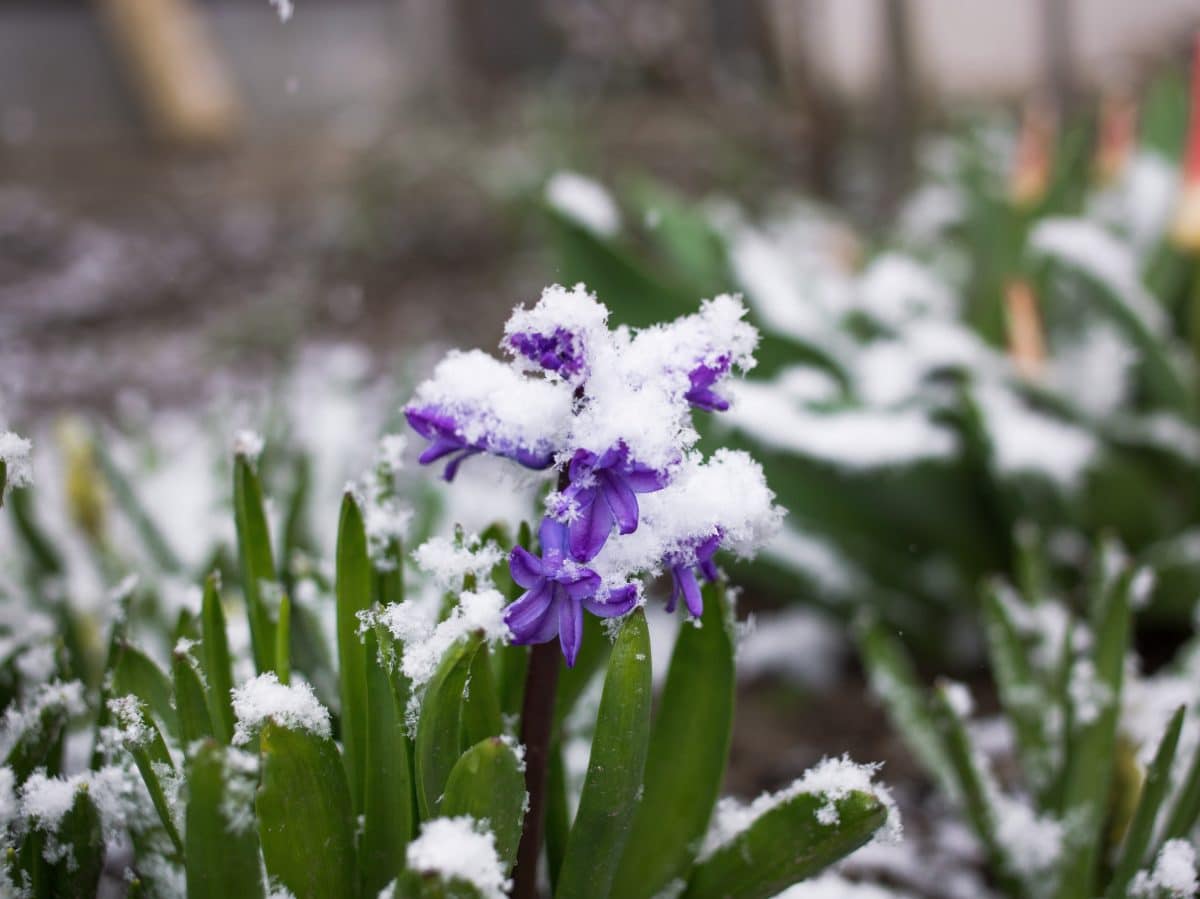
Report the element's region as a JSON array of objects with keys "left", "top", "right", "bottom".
[
  {"left": 120, "top": 699, "right": 185, "bottom": 856},
  {"left": 360, "top": 628, "right": 415, "bottom": 896},
  {"left": 613, "top": 583, "right": 735, "bottom": 898},
  {"left": 462, "top": 643, "right": 503, "bottom": 749},
  {"left": 234, "top": 453, "right": 278, "bottom": 674},
  {"left": 257, "top": 722, "right": 358, "bottom": 899},
  {"left": 1056, "top": 567, "right": 1132, "bottom": 899},
  {"left": 33, "top": 785, "right": 104, "bottom": 899},
  {"left": 553, "top": 614, "right": 611, "bottom": 729},
  {"left": 683, "top": 790, "right": 886, "bottom": 899},
  {"left": 200, "top": 573, "right": 237, "bottom": 744},
  {"left": 111, "top": 642, "right": 179, "bottom": 741},
  {"left": 336, "top": 493, "right": 372, "bottom": 816},
  {"left": 185, "top": 740, "right": 266, "bottom": 899},
  {"left": 855, "top": 617, "right": 955, "bottom": 795},
  {"left": 276, "top": 591, "right": 292, "bottom": 685},
  {"left": 556, "top": 609, "right": 652, "bottom": 899},
  {"left": 544, "top": 741, "right": 570, "bottom": 894},
  {"left": 416, "top": 635, "right": 481, "bottom": 818},
  {"left": 440, "top": 737, "right": 527, "bottom": 872},
  {"left": 93, "top": 437, "right": 182, "bottom": 573},
  {"left": 172, "top": 643, "right": 214, "bottom": 744},
  {"left": 5, "top": 694, "right": 69, "bottom": 780},
  {"left": 1107, "top": 706, "right": 1186, "bottom": 899},
  {"left": 1160, "top": 708, "right": 1200, "bottom": 843}
]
